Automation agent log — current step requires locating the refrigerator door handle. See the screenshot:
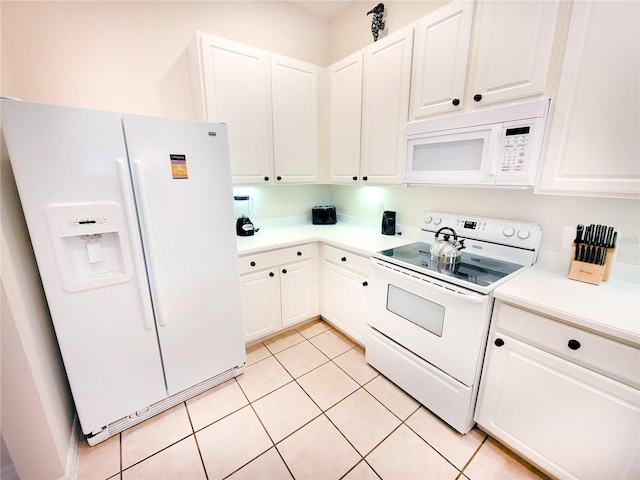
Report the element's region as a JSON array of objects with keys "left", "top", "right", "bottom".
[
  {"left": 132, "top": 159, "right": 168, "bottom": 327},
  {"left": 116, "top": 158, "right": 155, "bottom": 331}
]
